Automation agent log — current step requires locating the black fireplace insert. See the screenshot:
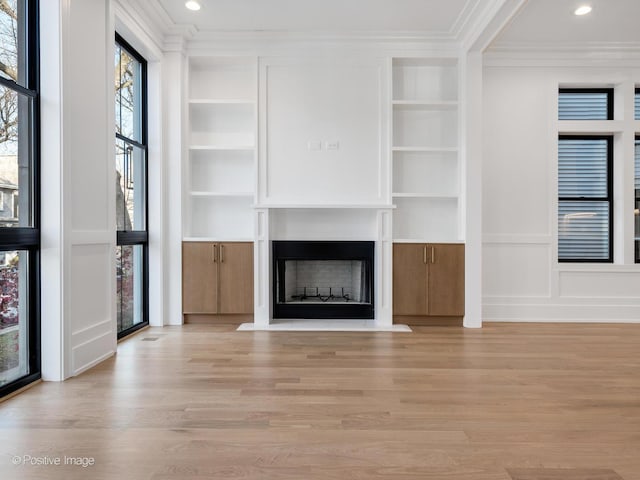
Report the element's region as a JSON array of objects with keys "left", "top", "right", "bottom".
[{"left": 272, "top": 241, "right": 374, "bottom": 319}]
